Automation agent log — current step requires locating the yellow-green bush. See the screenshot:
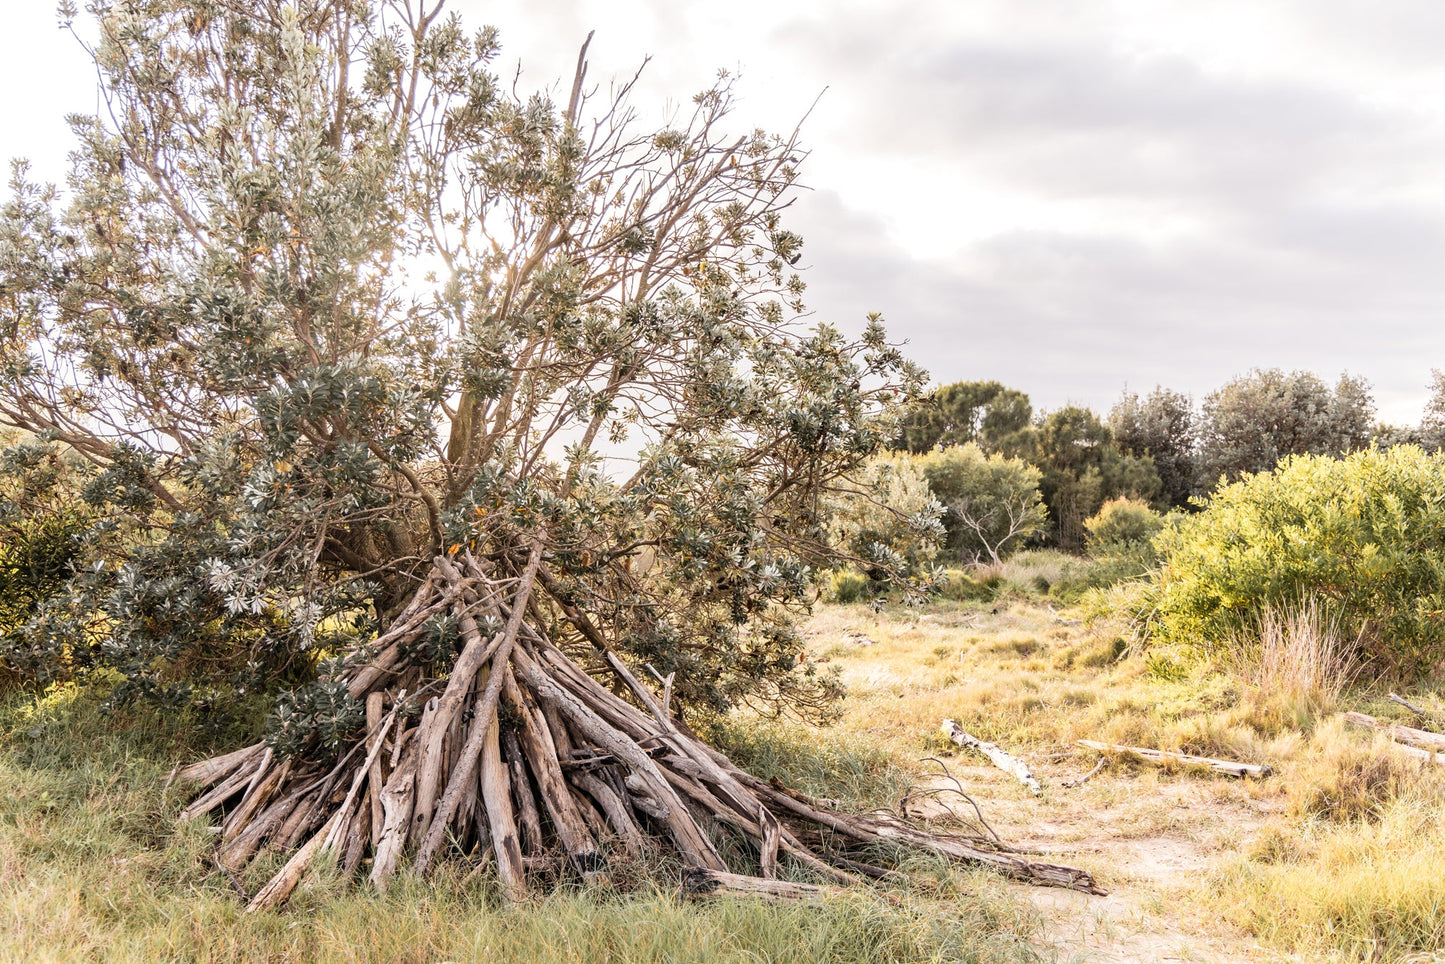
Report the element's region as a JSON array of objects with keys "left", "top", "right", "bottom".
[{"left": 1138, "top": 446, "right": 1445, "bottom": 674}]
